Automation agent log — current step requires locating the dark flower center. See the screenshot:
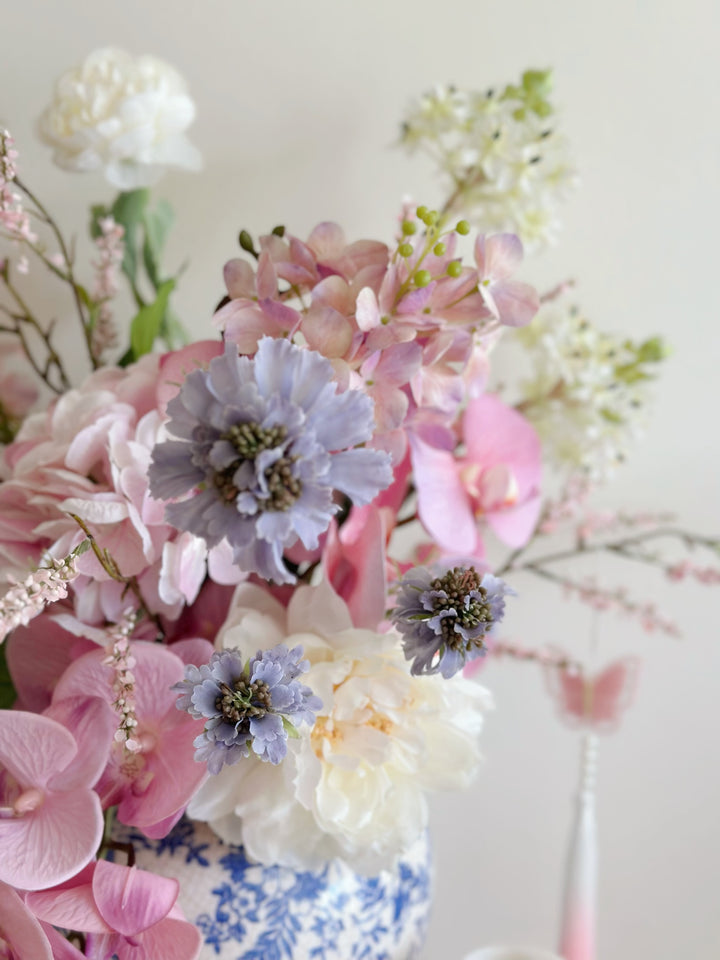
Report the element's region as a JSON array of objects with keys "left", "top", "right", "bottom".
[
  {"left": 212, "top": 422, "right": 303, "bottom": 511},
  {"left": 429, "top": 566, "right": 492, "bottom": 650},
  {"left": 216, "top": 677, "right": 273, "bottom": 724}
]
